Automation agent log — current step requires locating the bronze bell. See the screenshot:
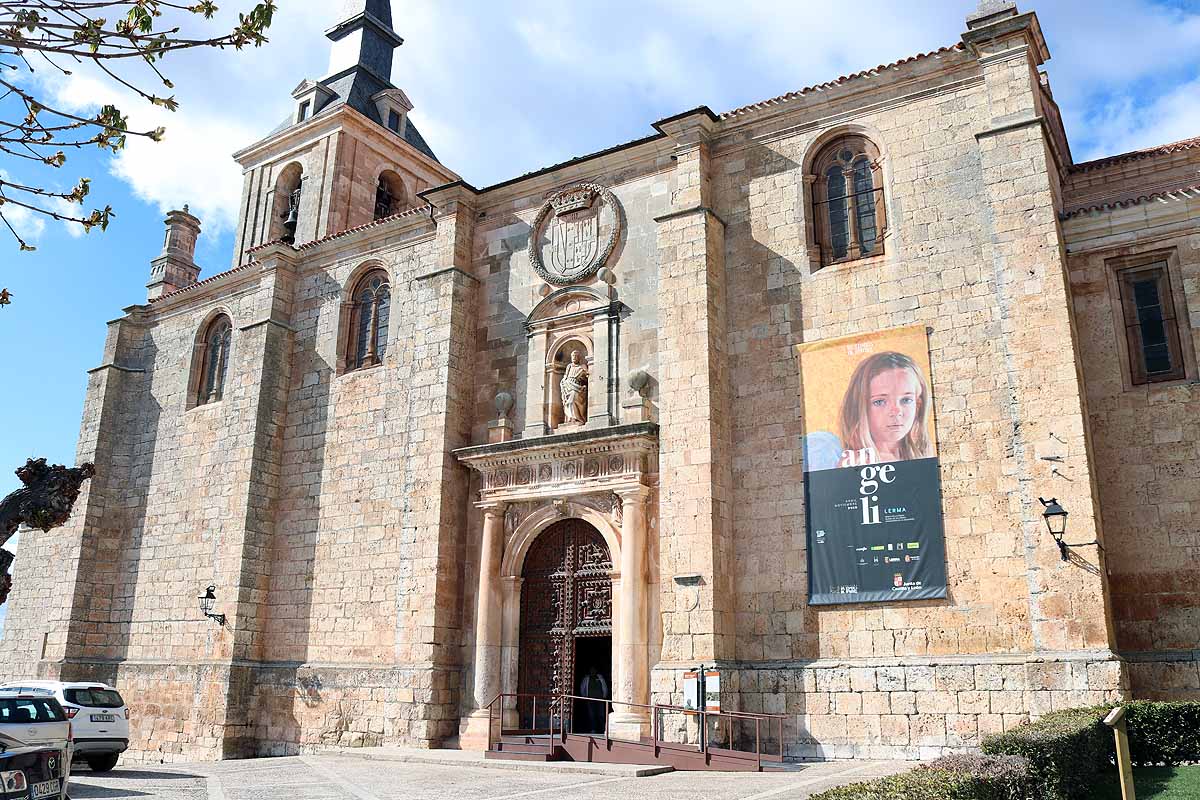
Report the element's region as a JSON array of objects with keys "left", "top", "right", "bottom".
[{"left": 281, "top": 204, "right": 299, "bottom": 243}]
